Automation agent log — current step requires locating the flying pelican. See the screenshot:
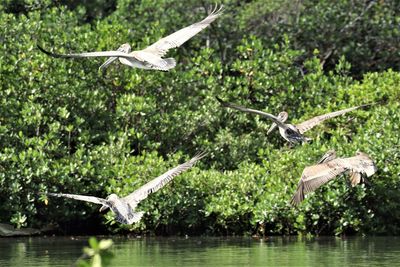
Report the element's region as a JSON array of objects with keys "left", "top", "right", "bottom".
[
  {"left": 290, "top": 150, "right": 377, "bottom": 205},
  {"left": 47, "top": 152, "right": 207, "bottom": 224},
  {"left": 37, "top": 5, "right": 223, "bottom": 71},
  {"left": 216, "top": 97, "right": 368, "bottom": 144}
]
